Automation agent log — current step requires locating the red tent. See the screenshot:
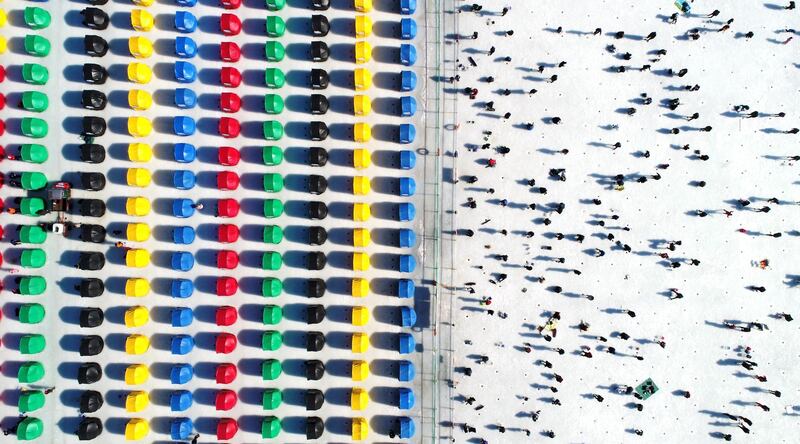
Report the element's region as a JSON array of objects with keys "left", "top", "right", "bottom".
[
  {"left": 215, "top": 389, "right": 238, "bottom": 411},
  {"left": 0, "top": 251, "right": 3, "bottom": 267},
  {"left": 215, "top": 333, "right": 237, "bottom": 354},
  {"left": 217, "top": 198, "right": 240, "bottom": 218},
  {"left": 215, "top": 363, "right": 237, "bottom": 384},
  {"left": 0, "top": 120, "right": 5, "bottom": 136},
  {"left": 218, "top": 117, "right": 240, "bottom": 138},
  {"left": 220, "top": 67, "right": 241, "bottom": 88},
  {"left": 217, "top": 250, "right": 239, "bottom": 269},
  {"left": 220, "top": 14, "right": 242, "bottom": 36},
  {"left": 217, "top": 171, "right": 240, "bottom": 190},
  {"left": 216, "top": 276, "right": 238, "bottom": 296},
  {"left": 217, "top": 418, "right": 238, "bottom": 440},
  {"left": 0, "top": 225, "right": 4, "bottom": 240},
  {"left": 218, "top": 147, "right": 240, "bottom": 166},
  {"left": 216, "top": 306, "right": 238, "bottom": 326},
  {"left": 220, "top": 42, "right": 241, "bottom": 62},
  {"left": 0, "top": 66, "right": 5, "bottom": 83},
  {"left": 219, "top": 93, "right": 241, "bottom": 113},
  {"left": 220, "top": 0, "right": 242, "bottom": 9},
  {"left": 217, "top": 224, "right": 240, "bottom": 243},
  {"left": 0, "top": 93, "right": 5, "bottom": 110}
]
